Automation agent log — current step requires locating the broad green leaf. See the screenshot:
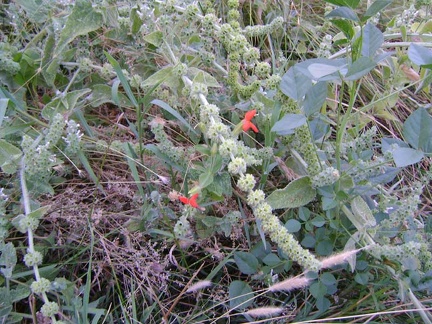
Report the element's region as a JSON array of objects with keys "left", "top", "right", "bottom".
[
  {"left": 351, "top": 196, "right": 376, "bottom": 228},
  {"left": 361, "top": 23, "right": 384, "bottom": 57},
  {"left": 262, "top": 253, "right": 281, "bottom": 267},
  {"left": 316, "top": 296, "right": 331, "bottom": 312},
  {"left": 28, "top": 205, "right": 51, "bottom": 220},
  {"left": 280, "top": 66, "right": 312, "bottom": 100},
  {"left": 355, "top": 272, "right": 369, "bottom": 285},
  {"left": 234, "top": 251, "right": 259, "bottom": 275},
  {"left": 271, "top": 114, "right": 307, "bottom": 136},
  {"left": 90, "top": 84, "right": 133, "bottom": 107},
  {"left": 41, "top": 33, "right": 58, "bottom": 87},
  {"left": 301, "top": 234, "right": 316, "bottom": 248},
  {"left": 392, "top": 147, "right": 424, "bottom": 167},
  {"left": 408, "top": 44, "right": 432, "bottom": 68},
  {"left": 403, "top": 108, "right": 432, "bottom": 152},
  {"left": 345, "top": 57, "right": 377, "bottom": 80},
  {"left": 0, "top": 98, "right": 8, "bottom": 128},
  {"left": 324, "top": 0, "right": 360, "bottom": 8},
  {"left": 296, "top": 58, "right": 348, "bottom": 81},
  {"left": 189, "top": 68, "right": 221, "bottom": 88},
  {"left": 309, "top": 281, "right": 327, "bottom": 299},
  {"left": 362, "top": 0, "right": 393, "bottom": 22},
  {"left": 0, "top": 243, "right": 17, "bottom": 270},
  {"left": 303, "top": 82, "right": 327, "bottom": 116},
  {"left": 0, "top": 139, "right": 22, "bottom": 174},
  {"left": 326, "top": 7, "right": 359, "bottom": 22},
  {"left": 199, "top": 170, "right": 214, "bottom": 189},
  {"left": 267, "top": 177, "right": 316, "bottom": 209},
  {"left": 143, "top": 31, "right": 164, "bottom": 47},
  {"left": 151, "top": 99, "right": 198, "bottom": 136},
  {"left": 229, "top": 280, "right": 254, "bottom": 310},
  {"left": 320, "top": 272, "right": 337, "bottom": 285},
  {"left": 55, "top": 1, "right": 104, "bottom": 56},
  {"left": 141, "top": 66, "right": 174, "bottom": 88},
  {"left": 207, "top": 172, "right": 232, "bottom": 197},
  {"left": 15, "top": 0, "right": 49, "bottom": 23},
  {"left": 285, "top": 219, "right": 301, "bottom": 233},
  {"left": 316, "top": 240, "right": 333, "bottom": 256},
  {"left": 130, "top": 7, "right": 143, "bottom": 35},
  {"left": 331, "top": 19, "right": 355, "bottom": 39},
  {"left": 42, "top": 89, "right": 91, "bottom": 120}
]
